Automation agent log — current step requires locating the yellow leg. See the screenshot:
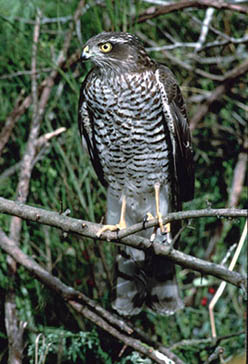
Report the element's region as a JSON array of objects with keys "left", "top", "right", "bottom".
[
  {"left": 154, "top": 183, "right": 170, "bottom": 234},
  {"left": 96, "top": 195, "right": 127, "bottom": 237}
]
